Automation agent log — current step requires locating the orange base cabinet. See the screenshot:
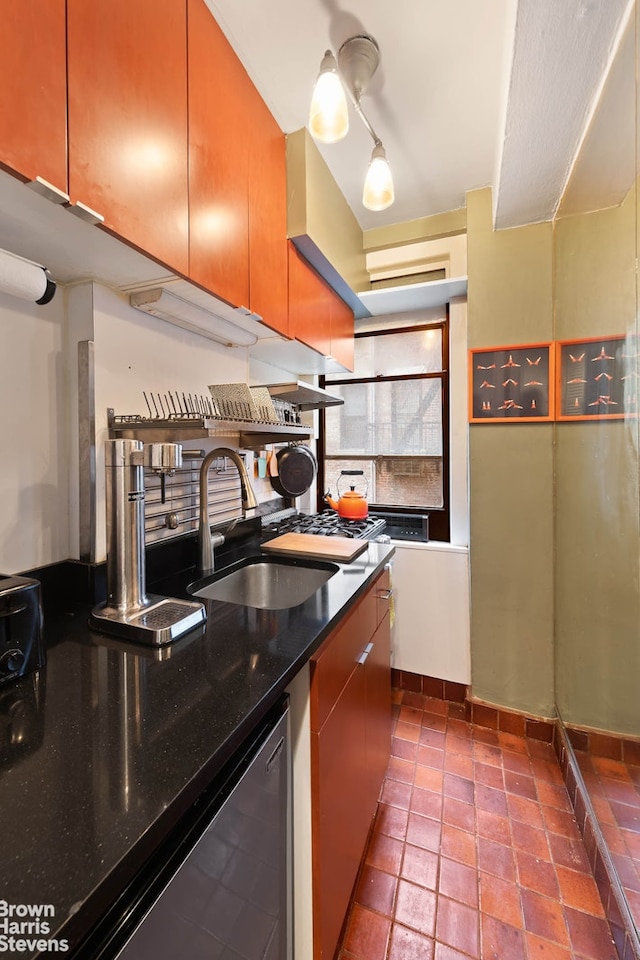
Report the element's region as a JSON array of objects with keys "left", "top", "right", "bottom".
[
  {"left": 67, "top": 0, "right": 189, "bottom": 275},
  {"left": 310, "top": 568, "right": 392, "bottom": 960},
  {"left": 0, "top": 1, "right": 67, "bottom": 193}
]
